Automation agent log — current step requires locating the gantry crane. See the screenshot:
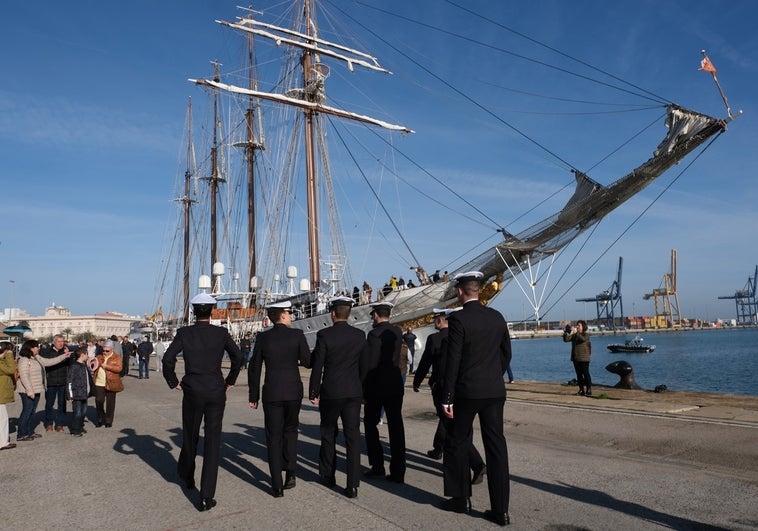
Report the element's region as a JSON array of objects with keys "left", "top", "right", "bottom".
[
  {"left": 576, "top": 256, "right": 624, "bottom": 330},
  {"left": 643, "top": 248, "right": 682, "bottom": 328},
  {"left": 718, "top": 265, "right": 758, "bottom": 325}
]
